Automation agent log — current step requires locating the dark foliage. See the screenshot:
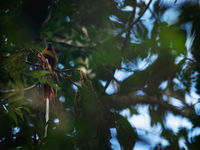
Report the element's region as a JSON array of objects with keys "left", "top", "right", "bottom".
[{"left": 0, "top": 0, "right": 200, "bottom": 149}]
